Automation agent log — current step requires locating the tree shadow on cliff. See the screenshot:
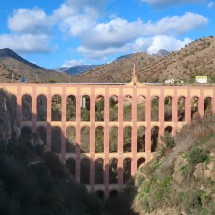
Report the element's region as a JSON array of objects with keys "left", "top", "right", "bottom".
[
  {"left": 0, "top": 88, "right": 140, "bottom": 215},
  {"left": 0, "top": 89, "right": 103, "bottom": 215}
]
